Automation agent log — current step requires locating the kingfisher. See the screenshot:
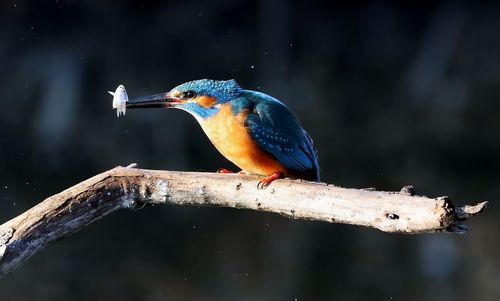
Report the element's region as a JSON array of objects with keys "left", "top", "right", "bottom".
[{"left": 125, "top": 79, "right": 319, "bottom": 188}]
